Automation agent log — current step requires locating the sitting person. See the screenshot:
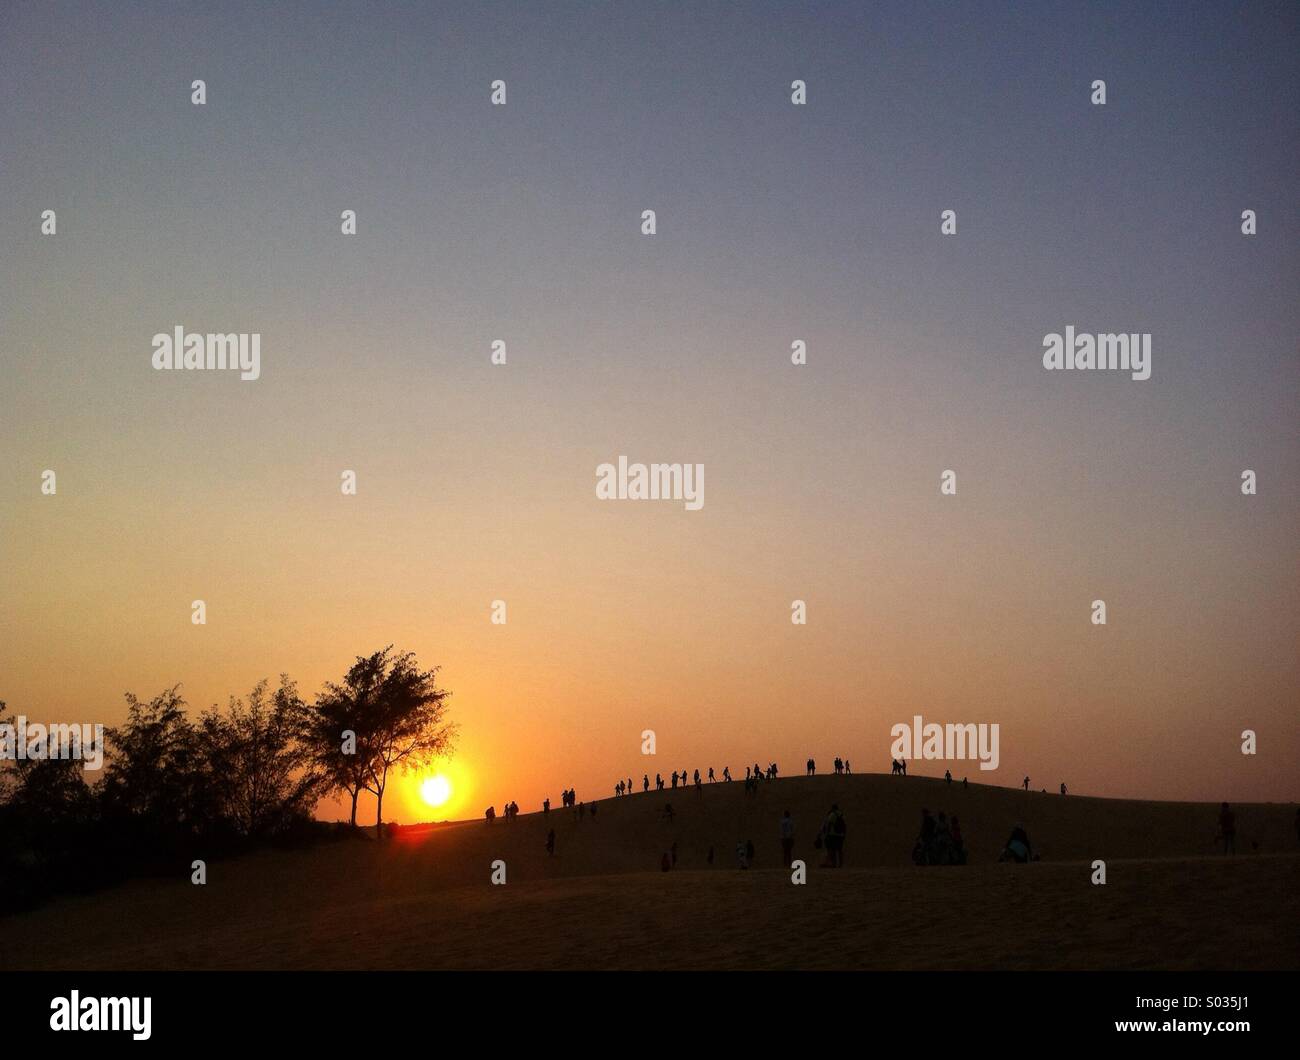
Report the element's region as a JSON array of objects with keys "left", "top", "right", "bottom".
[{"left": 999, "top": 823, "right": 1034, "bottom": 863}]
